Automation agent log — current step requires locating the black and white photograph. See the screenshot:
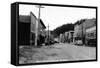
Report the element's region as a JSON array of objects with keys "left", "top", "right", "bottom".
[{"left": 16, "top": 3, "right": 97, "bottom": 65}]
